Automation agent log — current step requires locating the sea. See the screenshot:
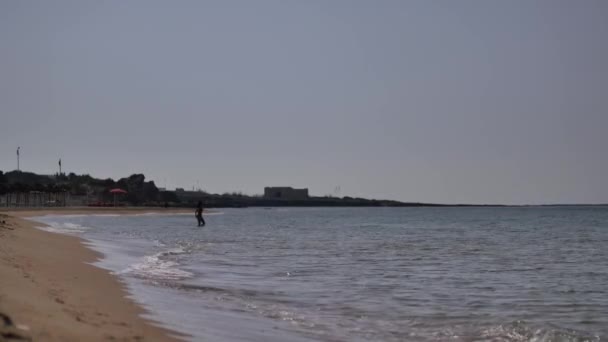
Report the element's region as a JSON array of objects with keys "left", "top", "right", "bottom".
[{"left": 32, "top": 206, "right": 608, "bottom": 342}]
